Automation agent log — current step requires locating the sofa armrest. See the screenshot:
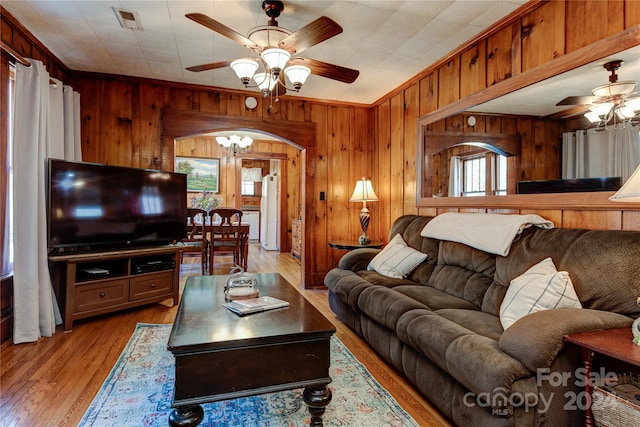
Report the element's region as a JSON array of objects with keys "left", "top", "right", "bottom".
[
  {"left": 499, "top": 308, "right": 633, "bottom": 372},
  {"left": 338, "top": 248, "right": 380, "bottom": 272}
]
